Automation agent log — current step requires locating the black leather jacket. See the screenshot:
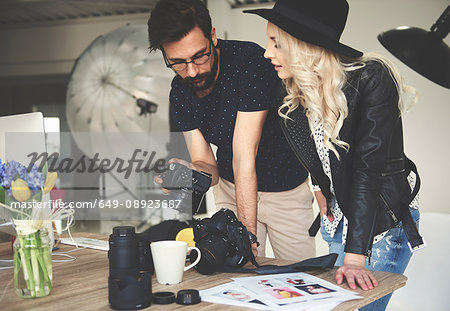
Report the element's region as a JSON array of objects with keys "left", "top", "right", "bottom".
[{"left": 280, "top": 61, "right": 420, "bottom": 256}]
